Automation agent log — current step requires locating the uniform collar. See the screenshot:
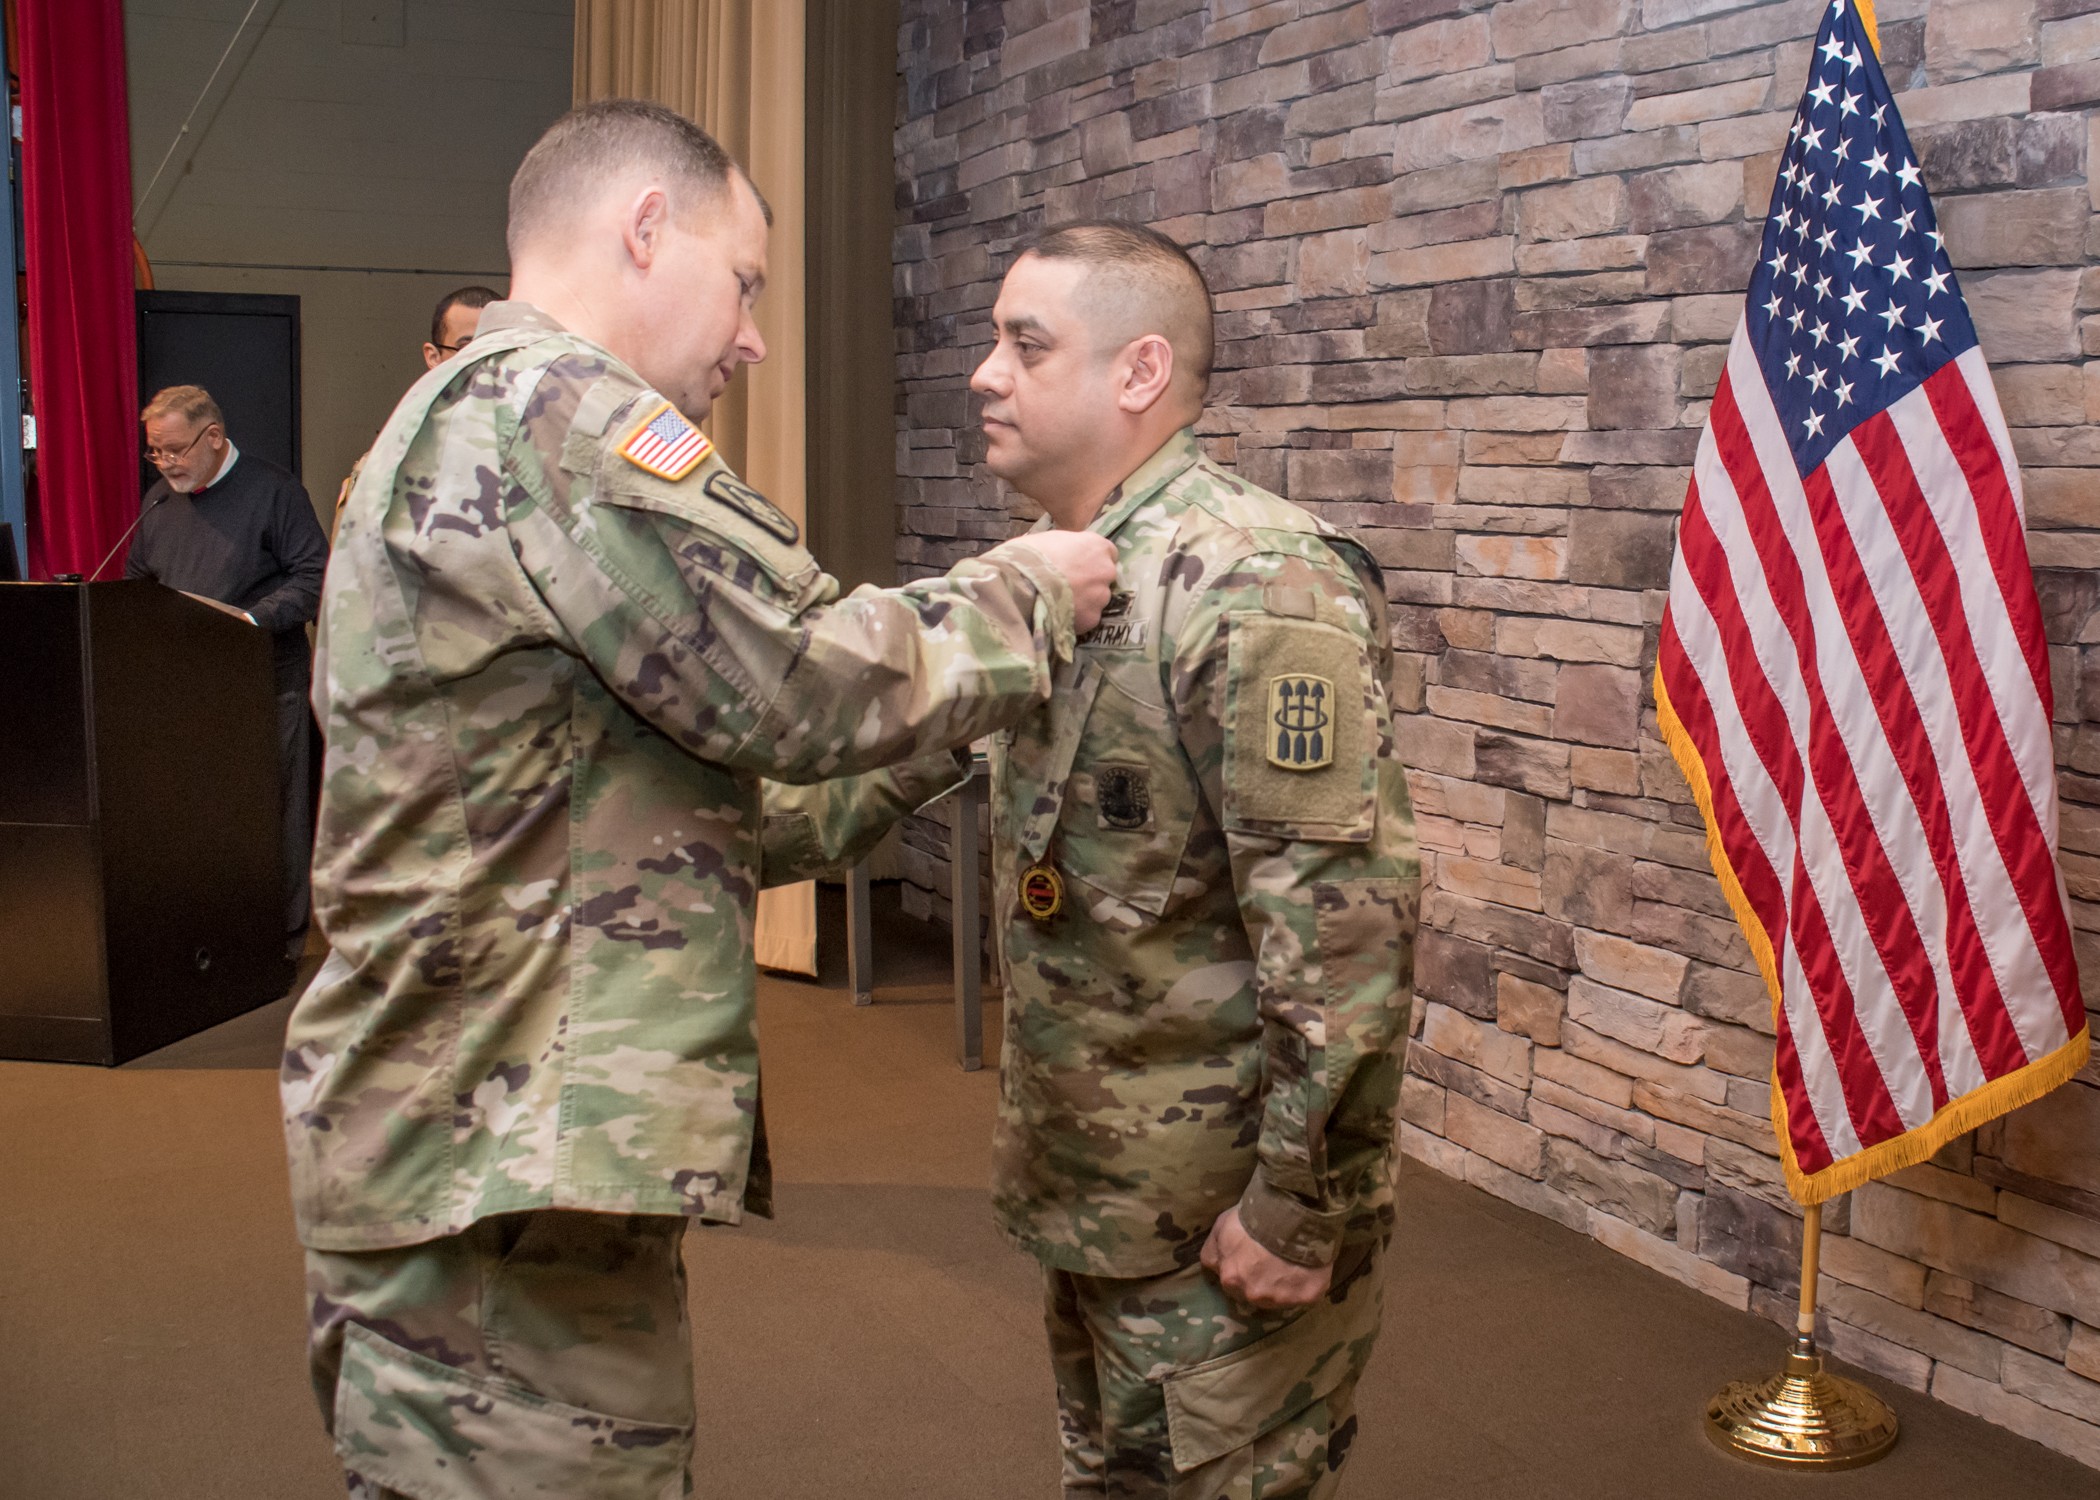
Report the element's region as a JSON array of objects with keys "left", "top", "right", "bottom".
[
  {"left": 471, "top": 300, "right": 568, "bottom": 339},
  {"left": 1082, "top": 427, "right": 1201, "bottom": 542},
  {"left": 464, "top": 300, "right": 657, "bottom": 400}
]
